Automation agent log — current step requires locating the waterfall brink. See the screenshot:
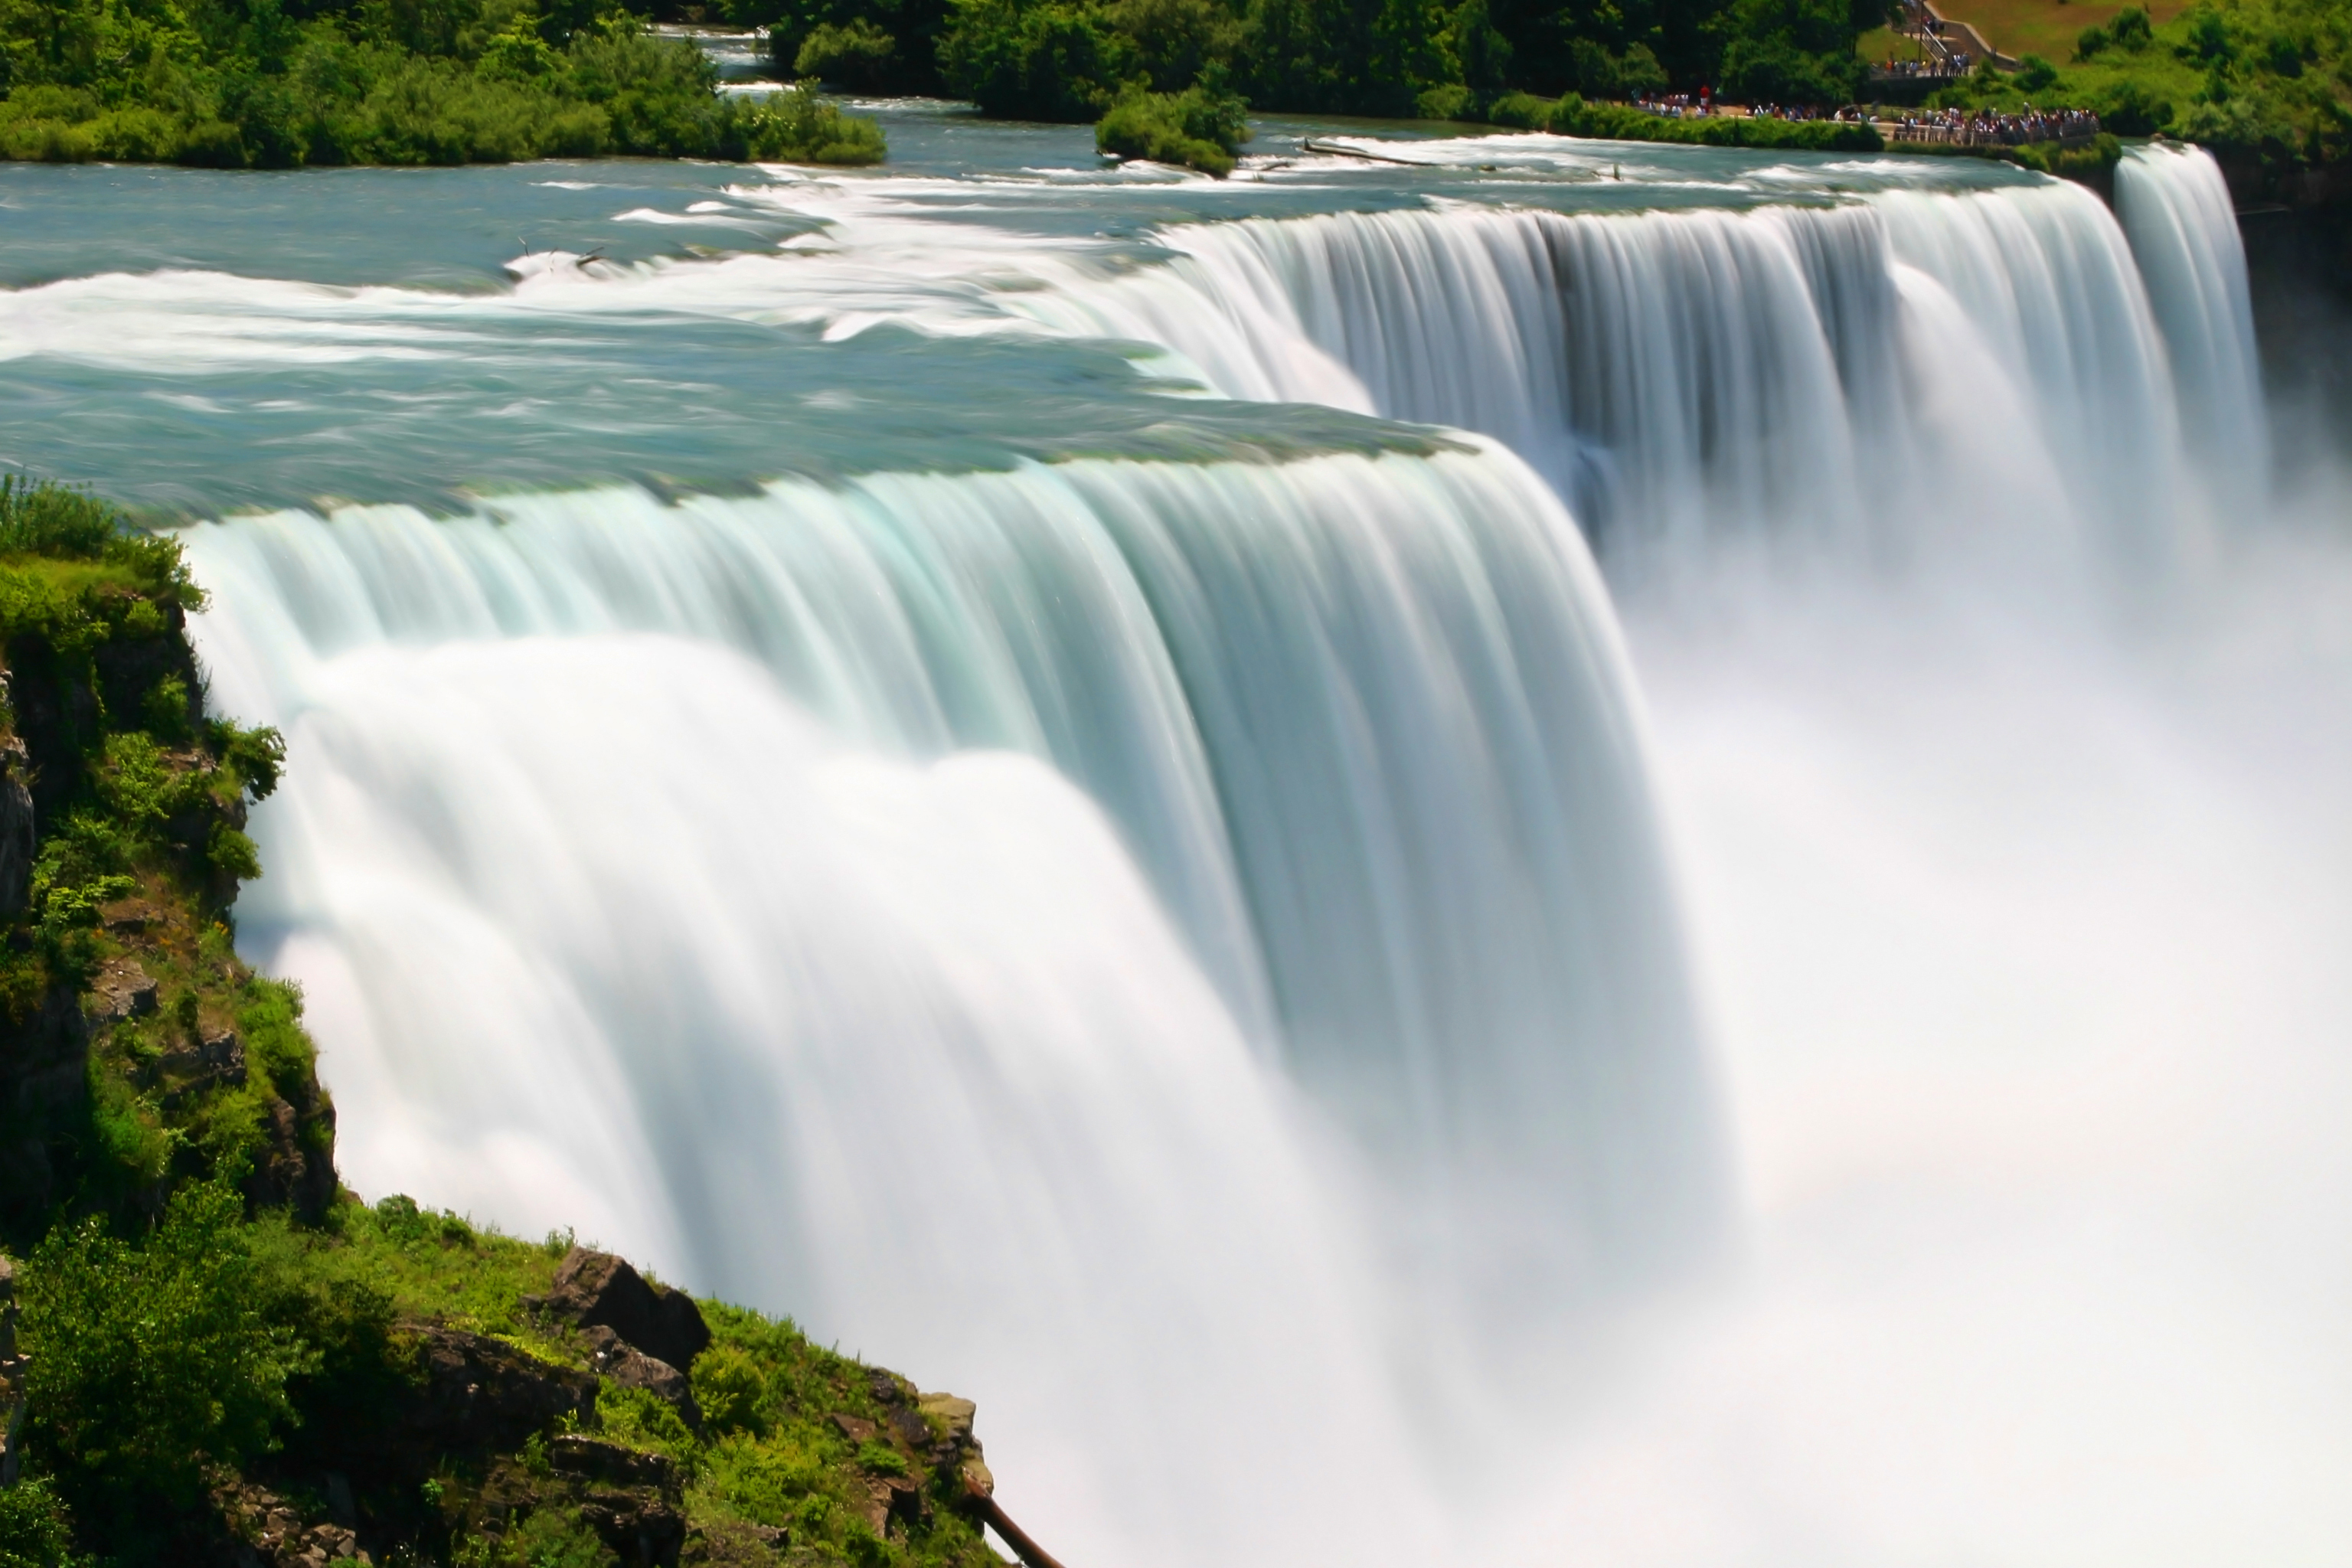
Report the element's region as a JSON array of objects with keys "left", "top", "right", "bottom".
[
  {"left": 2113, "top": 142, "right": 2270, "bottom": 503},
  {"left": 185, "top": 446, "right": 1717, "bottom": 1566},
  {"left": 1021, "top": 156, "right": 2259, "bottom": 574}
]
